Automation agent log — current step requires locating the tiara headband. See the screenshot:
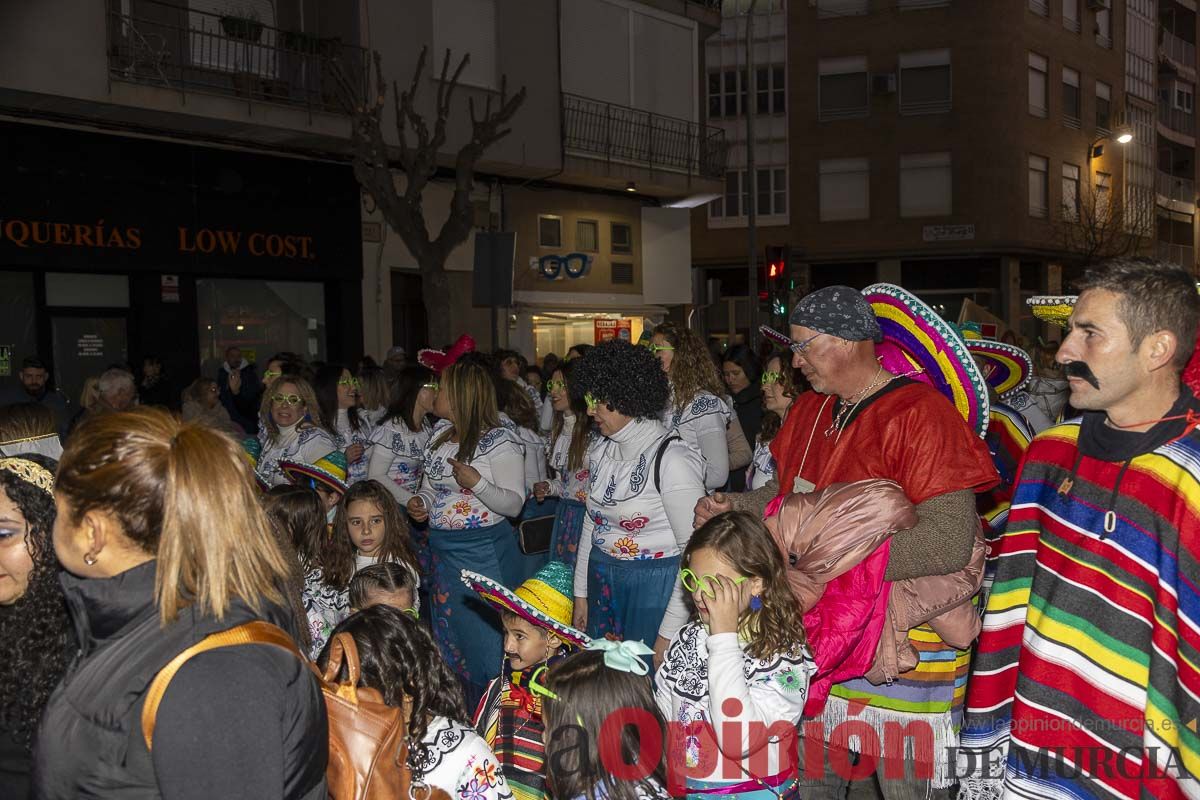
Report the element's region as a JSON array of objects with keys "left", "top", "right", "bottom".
[{"left": 0, "top": 458, "right": 55, "bottom": 495}]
